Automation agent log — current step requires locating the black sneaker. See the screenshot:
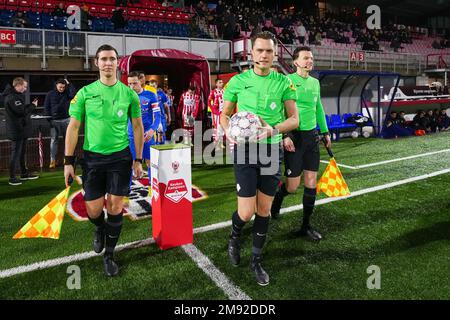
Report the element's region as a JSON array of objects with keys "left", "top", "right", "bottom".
[
  {"left": 270, "top": 191, "right": 284, "bottom": 219},
  {"left": 8, "top": 177, "right": 22, "bottom": 186},
  {"left": 20, "top": 173, "right": 39, "bottom": 180},
  {"left": 93, "top": 226, "right": 105, "bottom": 253},
  {"left": 103, "top": 254, "right": 119, "bottom": 277},
  {"left": 228, "top": 237, "right": 241, "bottom": 266},
  {"left": 250, "top": 255, "right": 269, "bottom": 286},
  {"left": 298, "top": 225, "right": 323, "bottom": 241}
]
